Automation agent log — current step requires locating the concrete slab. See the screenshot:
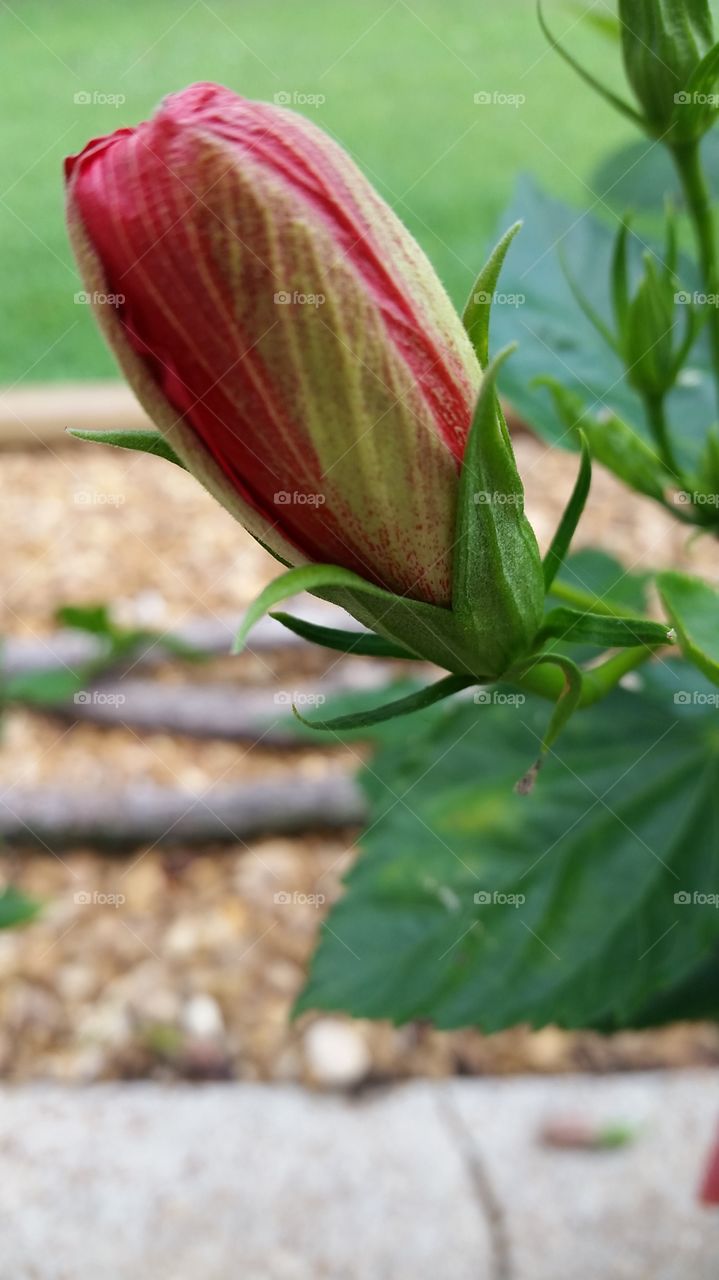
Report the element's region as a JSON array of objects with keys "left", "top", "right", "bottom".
[
  {"left": 0, "top": 1074, "right": 717, "bottom": 1279},
  {"left": 450, "top": 1070, "right": 719, "bottom": 1280},
  {"left": 0, "top": 1081, "right": 489, "bottom": 1280}
]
